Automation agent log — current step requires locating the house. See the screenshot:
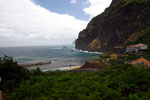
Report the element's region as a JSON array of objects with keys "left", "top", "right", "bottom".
[
  {"left": 130, "top": 57, "right": 150, "bottom": 66},
  {"left": 126, "top": 43, "right": 148, "bottom": 52},
  {"left": 134, "top": 43, "right": 148, "bottom": 50},
  {"left": 126, "top": 45, "right": 135, "bottom": 52}
]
